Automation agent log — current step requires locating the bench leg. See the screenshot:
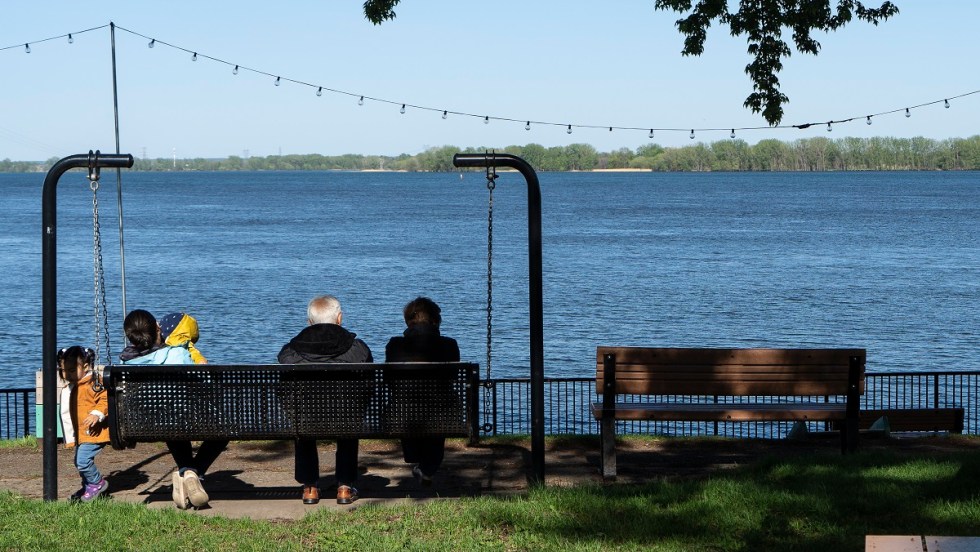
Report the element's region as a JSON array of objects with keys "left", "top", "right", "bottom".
[{"left": 600, "top": 417, "right": 617, "bottom": 481}]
